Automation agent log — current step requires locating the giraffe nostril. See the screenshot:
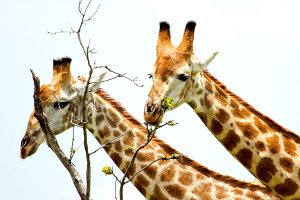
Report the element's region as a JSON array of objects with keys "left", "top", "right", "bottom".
[{"left": 21, "top": 137, "right": 29, "bottom": 147}]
